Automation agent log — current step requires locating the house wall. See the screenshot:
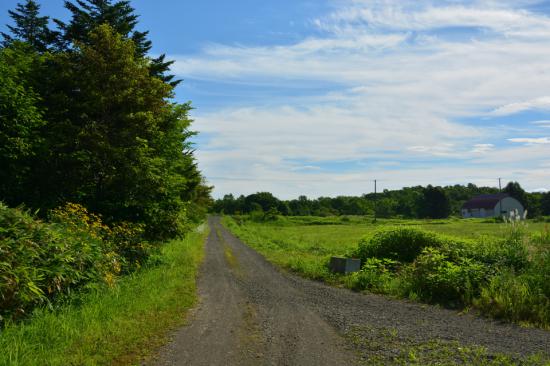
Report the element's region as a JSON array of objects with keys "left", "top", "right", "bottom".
[
  {"left": 493, "top": 197, "right": 524, "bottom": 218},
  {"left": 462, "top": 208, "right": 494, "bottom": 218},
  {"left": 462, "top": 197, "right": 524, "bottom": 218}
]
